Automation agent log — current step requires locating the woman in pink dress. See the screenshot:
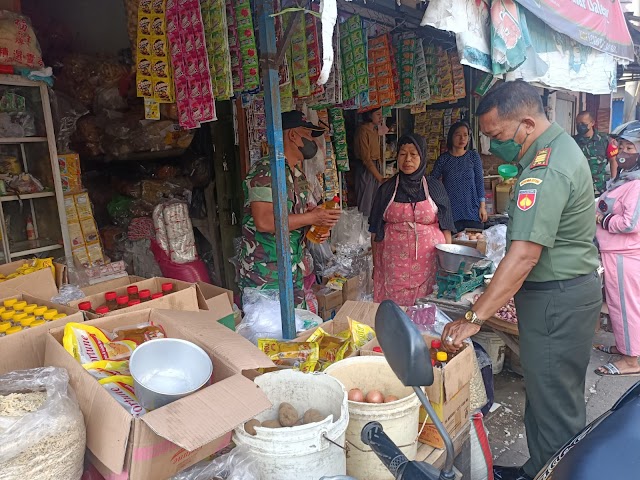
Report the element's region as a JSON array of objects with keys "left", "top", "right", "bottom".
[
  {"left": 369, "top": 134, "right": 455, "bottom": 306},
  {"left": 594, "top": 121, "right": 640, "bottom": 376}
]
